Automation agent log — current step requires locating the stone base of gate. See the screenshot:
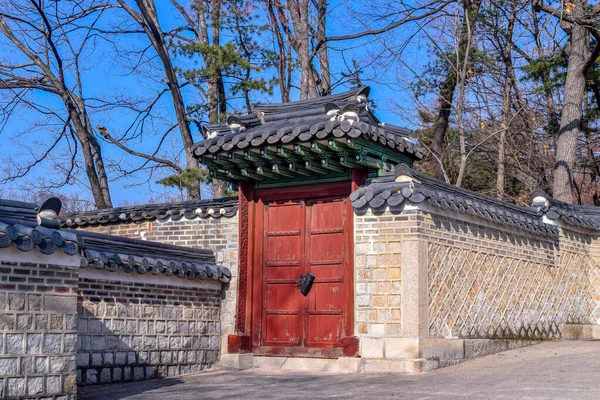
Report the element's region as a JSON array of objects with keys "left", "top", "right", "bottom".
[
  {"left": 562, "top": 324, "right": 600, "bottom": 340},
  {"left": 219, "top": 338, "right": 541, "bottom": 373}
]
